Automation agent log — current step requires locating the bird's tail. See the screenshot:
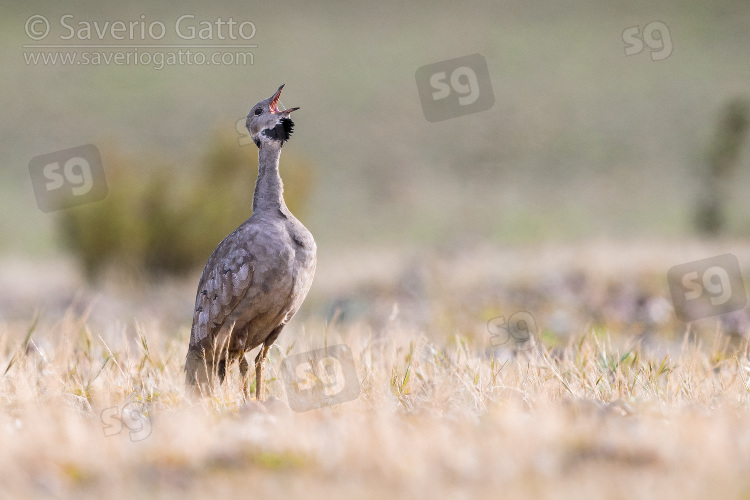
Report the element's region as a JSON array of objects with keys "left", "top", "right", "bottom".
[{"left": 185, "top": 347, "right": 210, "bottom": 395}]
